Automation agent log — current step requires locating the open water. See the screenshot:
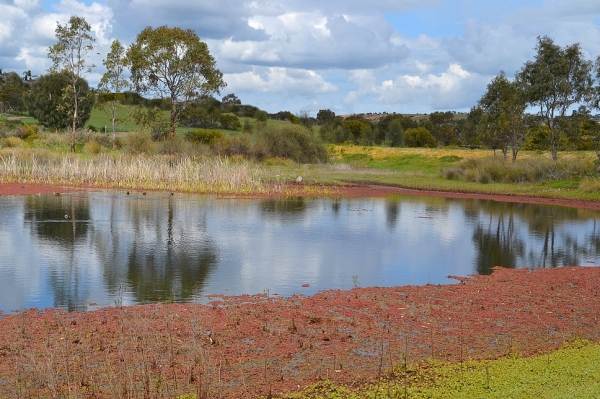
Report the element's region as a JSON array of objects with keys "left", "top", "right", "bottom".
[{"left": 1, "top": 190, "right": 599, "bottom": 312}]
